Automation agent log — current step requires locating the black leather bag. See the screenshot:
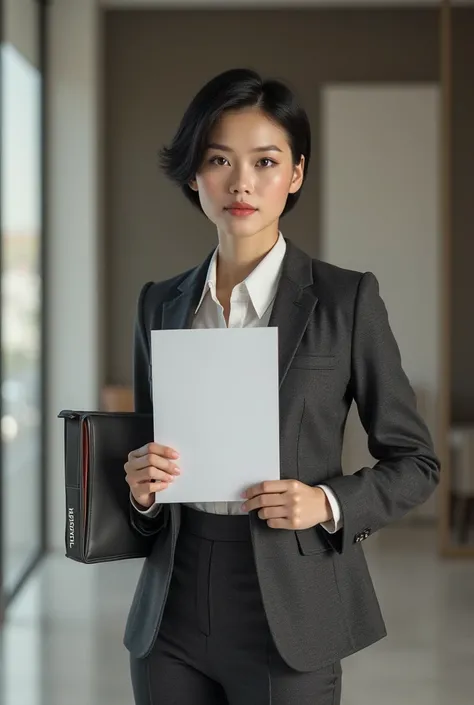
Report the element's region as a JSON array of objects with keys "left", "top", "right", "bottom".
[{"left": 58, "top": 410, "right": 154, "bottom": 563}]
